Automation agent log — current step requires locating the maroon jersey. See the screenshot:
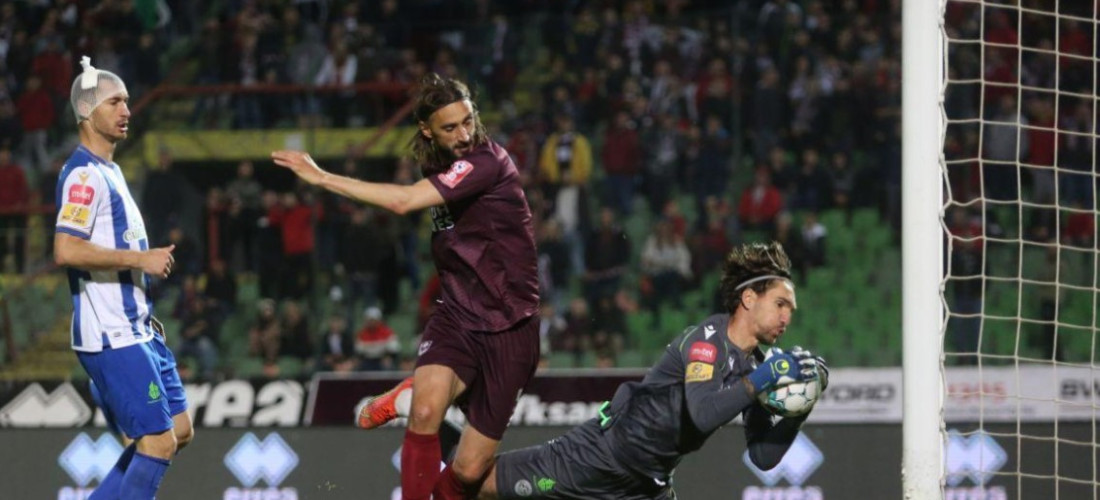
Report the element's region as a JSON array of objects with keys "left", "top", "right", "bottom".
[{"left": 424, "top": 139, "right": 540, "bottom": 332}]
